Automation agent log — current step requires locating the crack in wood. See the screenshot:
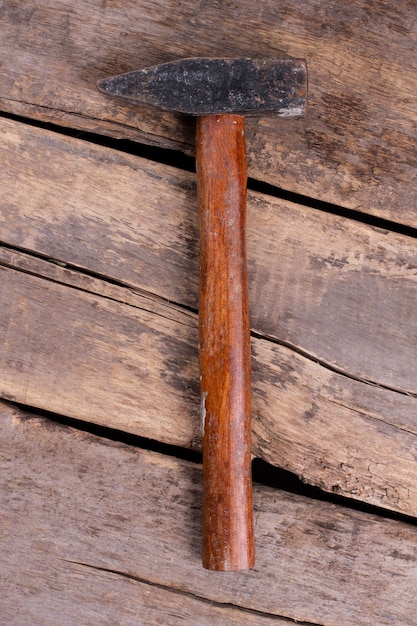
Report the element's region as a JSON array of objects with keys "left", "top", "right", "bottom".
[
  {"left": 327, "top": 396, "right": 417, "bottom": 438},
  {"left": 251, "top": 329, "right": 417, "bottom": 401},
  {"left": 0, "top": 243, "right": 196, "bottom": 329},
  {"left": 3, "top": 243, "right": 416, "bottom": 402},
  {"left": 61, "top": 558, "right": 323, "bottom": 625}
]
